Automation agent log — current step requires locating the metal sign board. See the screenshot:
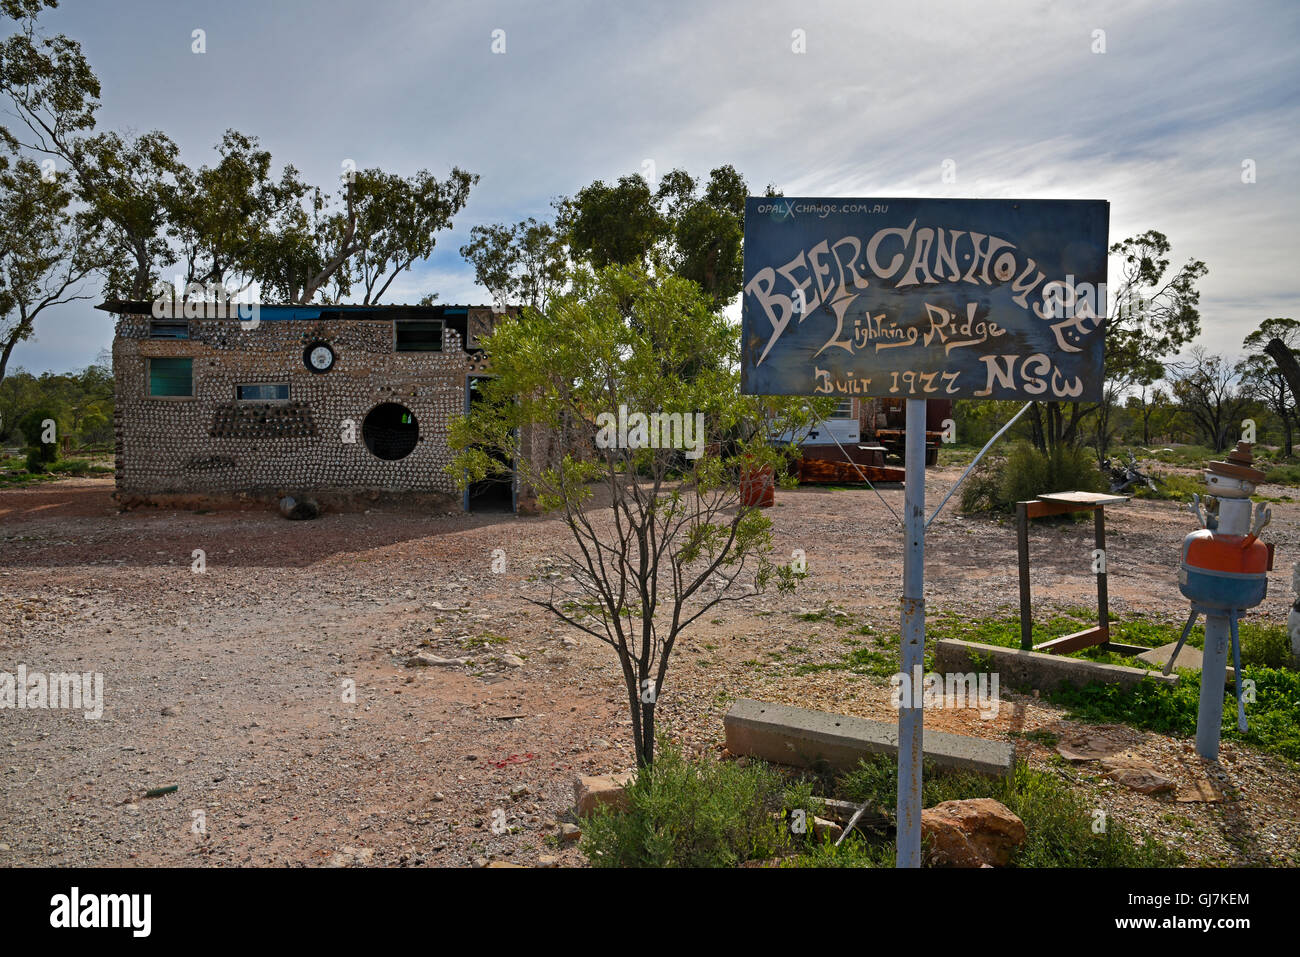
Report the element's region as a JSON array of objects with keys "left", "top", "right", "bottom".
[{"left": 741, "top": 198, "right": 1108, "bottom": 400}]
